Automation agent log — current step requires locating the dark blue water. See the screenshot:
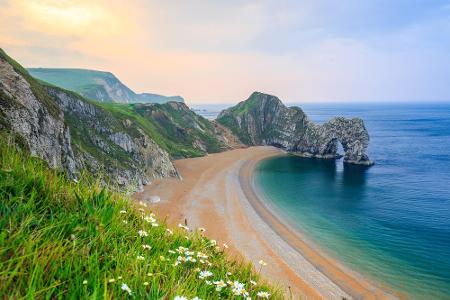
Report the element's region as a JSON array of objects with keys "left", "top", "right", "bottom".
[{"left": 253, "top": 103, "right": 450, "bottom": 299}]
